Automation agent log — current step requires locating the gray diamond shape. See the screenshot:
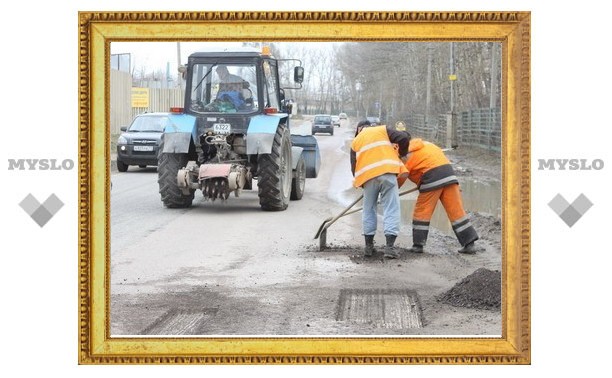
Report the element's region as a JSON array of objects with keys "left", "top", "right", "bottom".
[
  {"left": 19, "top": 194, "right": 41, "bottom": 215},
  {"left": 30, "top": 206, "right": 54, "bottom": 227},
  {"left": 548, "top": 193, "right": 569, "bottom": 216},
  {"left": 42, "top": 194, "right": 64, "bottom": 215},
  {"left": 559, "top": 205, "right": 582, "bottom": 228},
  {"left": 571, "top": 193, "right": 593, "bottom": 215},
  {"left": 19, "top": 193, "right": 64, "bottom": 227}
]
